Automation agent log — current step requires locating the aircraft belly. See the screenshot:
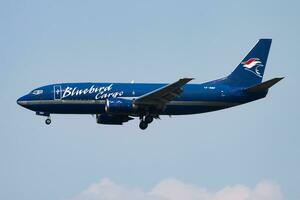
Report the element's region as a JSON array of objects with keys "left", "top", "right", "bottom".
[
  {"left": 162, "top": 105, "right": 229, "bottom": 115},
  {"left": 161, "top": 101, "right": 239, "bottom": 115}
]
